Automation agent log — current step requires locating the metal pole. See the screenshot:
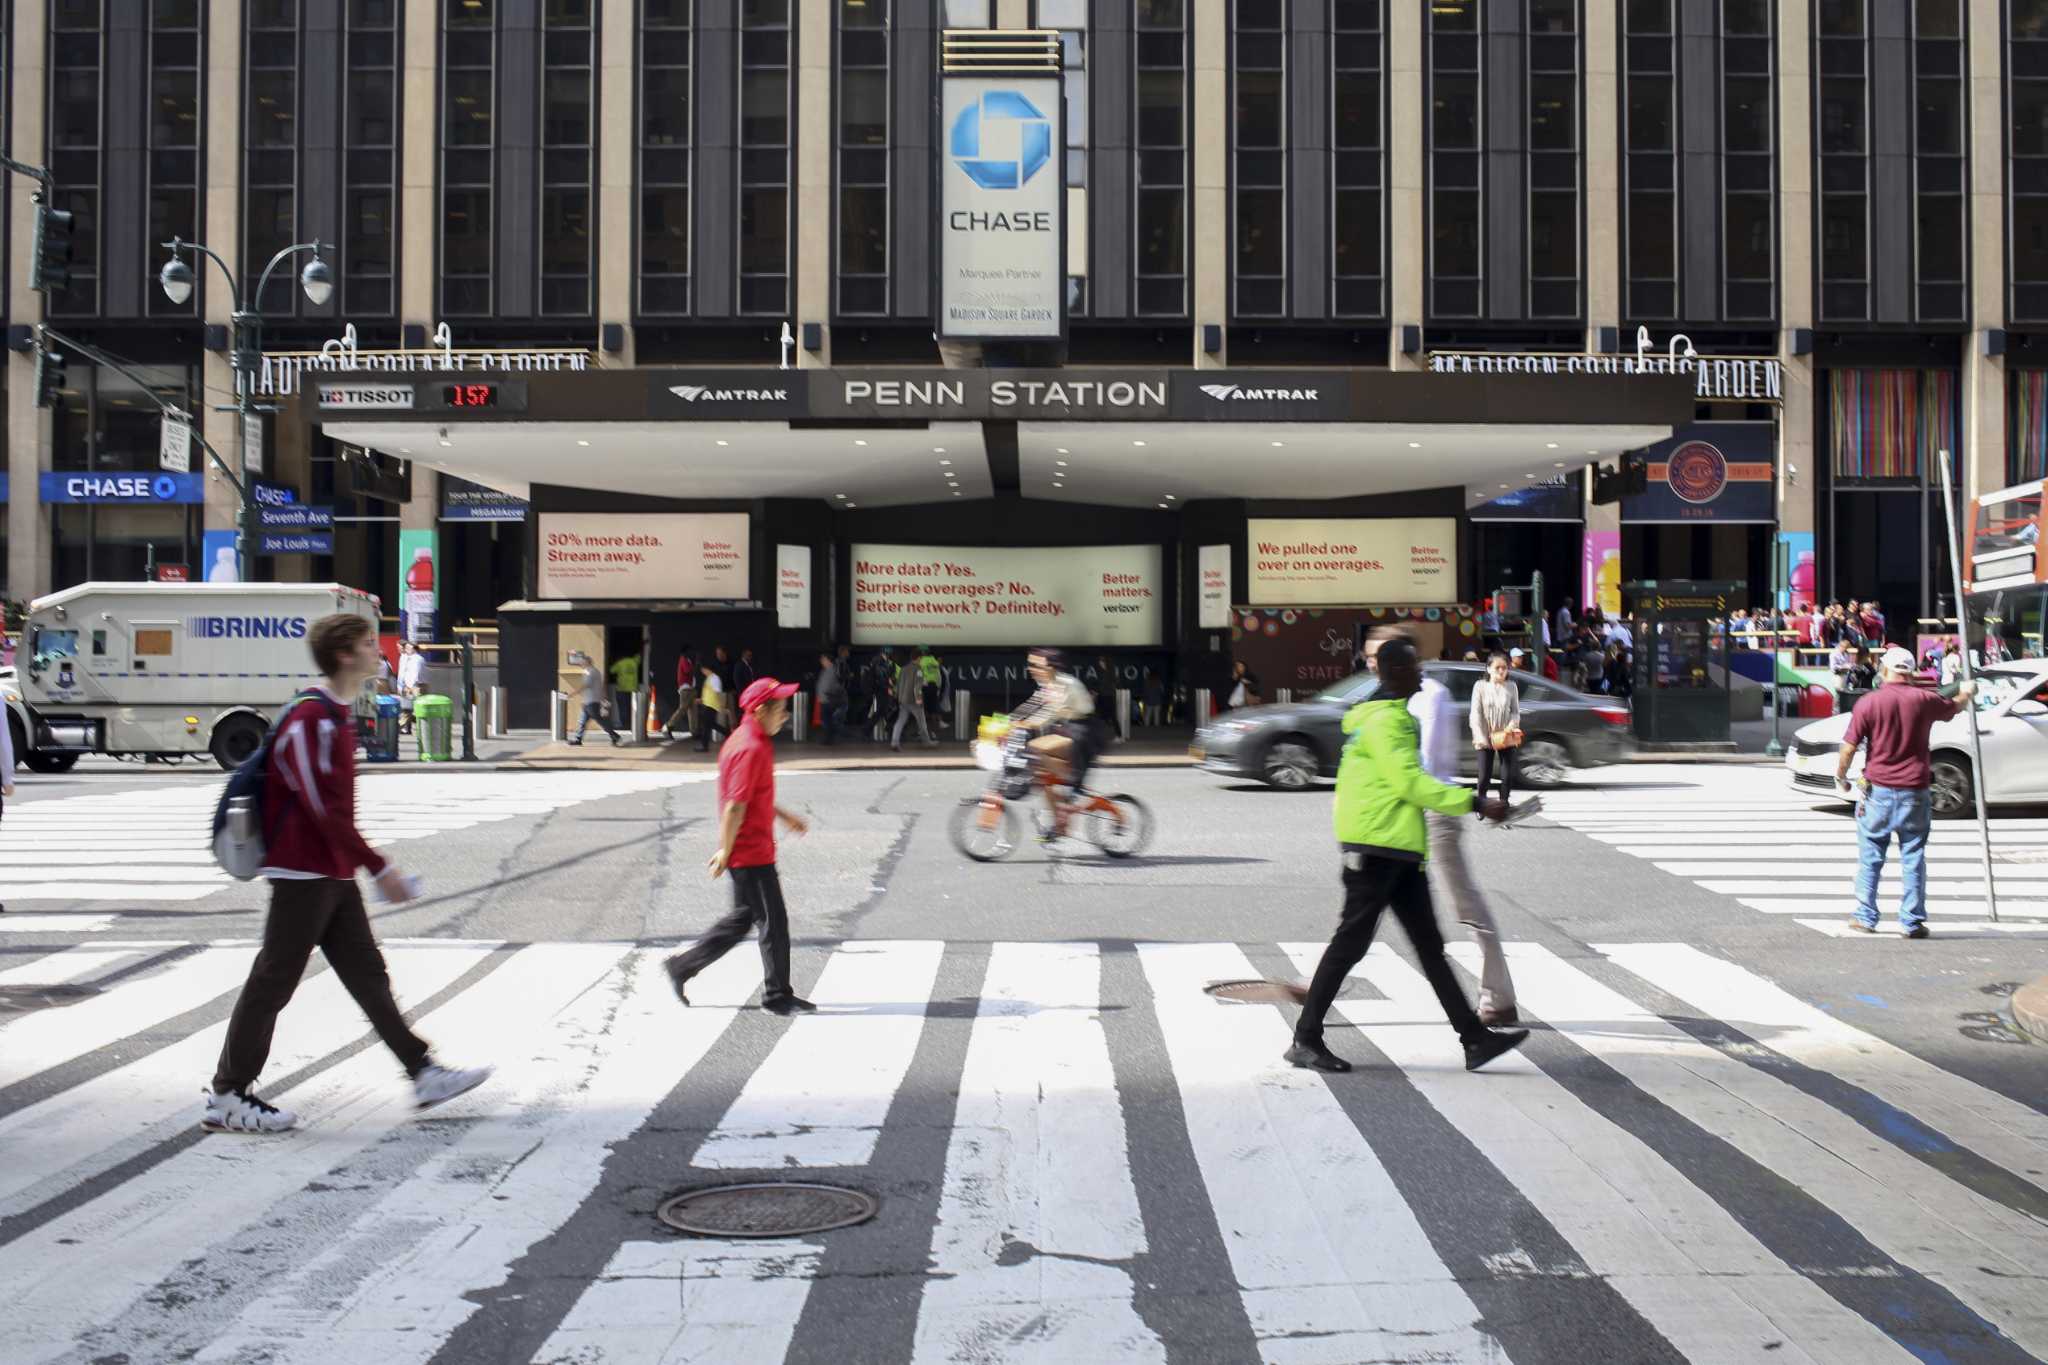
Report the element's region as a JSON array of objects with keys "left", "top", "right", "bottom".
[
  {"left": 1531, "top": 570, "right": 1545, "bottom": 664},
  {"left": 460, "top": 634, "right": 478, "bottom": 761},
  {"left": 1766, "top": 538, "right": 1786, "bottom": 757},
  {"left": 1937, "top": 448, "right": 1999, "bottom": 923}
]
